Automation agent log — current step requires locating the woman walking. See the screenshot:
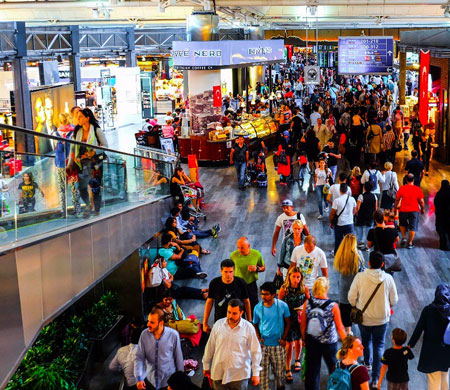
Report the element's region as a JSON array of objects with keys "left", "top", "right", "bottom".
[
  {"left": 314, "top": 159, "right": 332, "bottom": 219},
  {"left": 278, "top": 266, "right": 310, "bottom": 382}
]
